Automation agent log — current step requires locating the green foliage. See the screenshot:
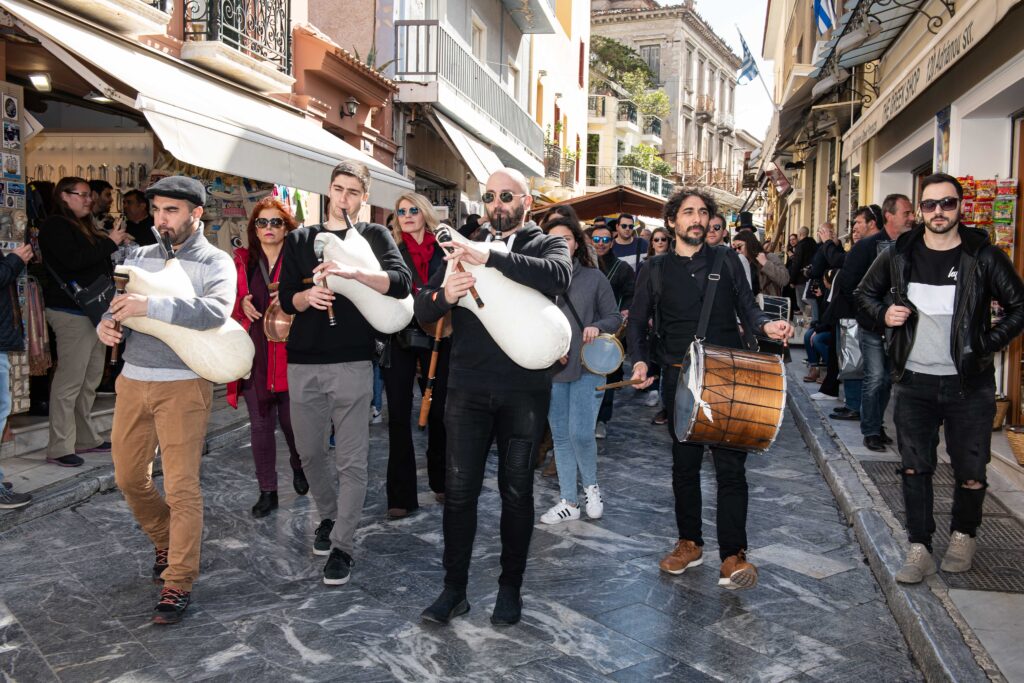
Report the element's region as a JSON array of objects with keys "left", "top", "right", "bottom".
[
  {"left": 618, "top": 143, "right": 668, "bottom": 176},
  {"left": 352, "top": 41, "right": 396, "bottom": 73},
  {"left": 590, "top": 36, "right": 653, "bottom": 85},
  {"left": 636, "top": 89, "right": 670, "bottom": 118},
  {"left": 651, "top": 159, "right": 674, "bottom": 177}
]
